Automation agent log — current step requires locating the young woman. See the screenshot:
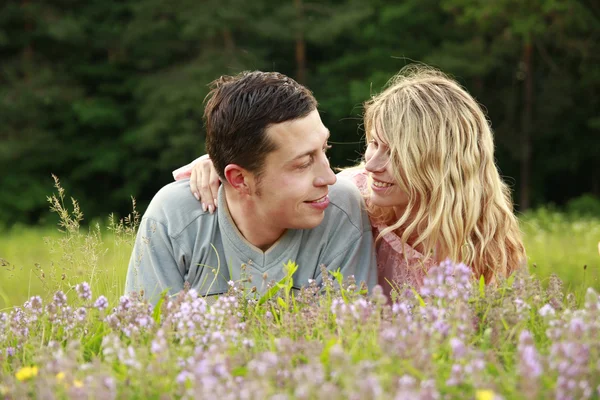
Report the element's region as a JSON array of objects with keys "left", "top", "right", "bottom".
[{"left": 173, "top": 65, "right": 526, "bottom": 297}]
